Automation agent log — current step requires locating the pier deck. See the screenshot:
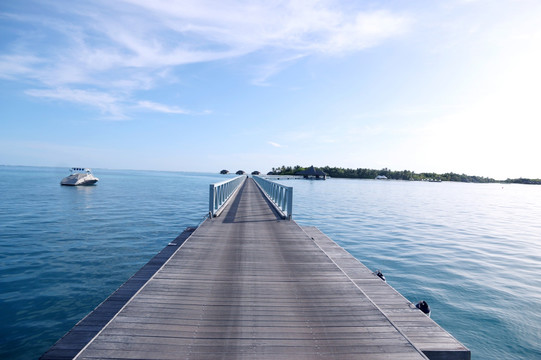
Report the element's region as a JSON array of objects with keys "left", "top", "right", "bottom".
[{"left": 42, "top": 178, "right": 469, "bottom": 359}]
